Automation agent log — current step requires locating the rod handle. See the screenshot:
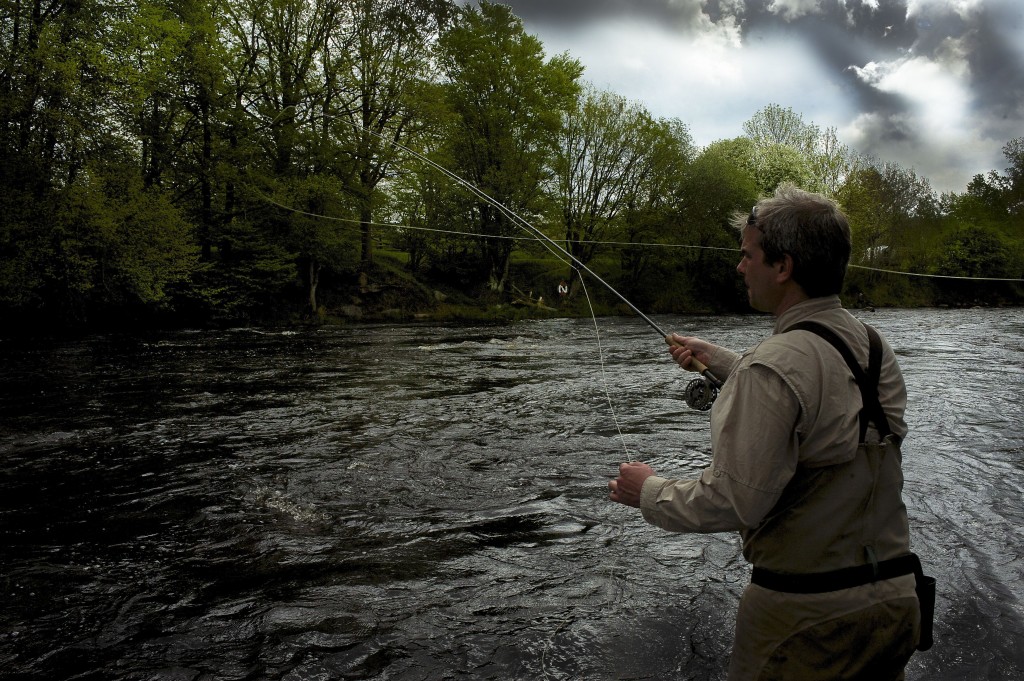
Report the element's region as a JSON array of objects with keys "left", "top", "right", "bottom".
[
  {"left": 665, "top": 335, "right": 722, "bottom": 388},
  {"left": 665, "top": 334, "right": 707, "bottom": 372}
]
